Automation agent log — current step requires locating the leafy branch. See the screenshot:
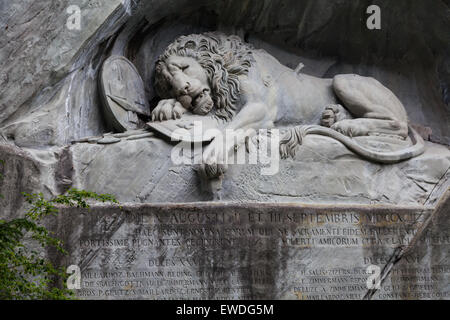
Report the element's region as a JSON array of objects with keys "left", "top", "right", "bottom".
[{"left": 0, "top": 166, "right": 119, "bottom": 300}]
